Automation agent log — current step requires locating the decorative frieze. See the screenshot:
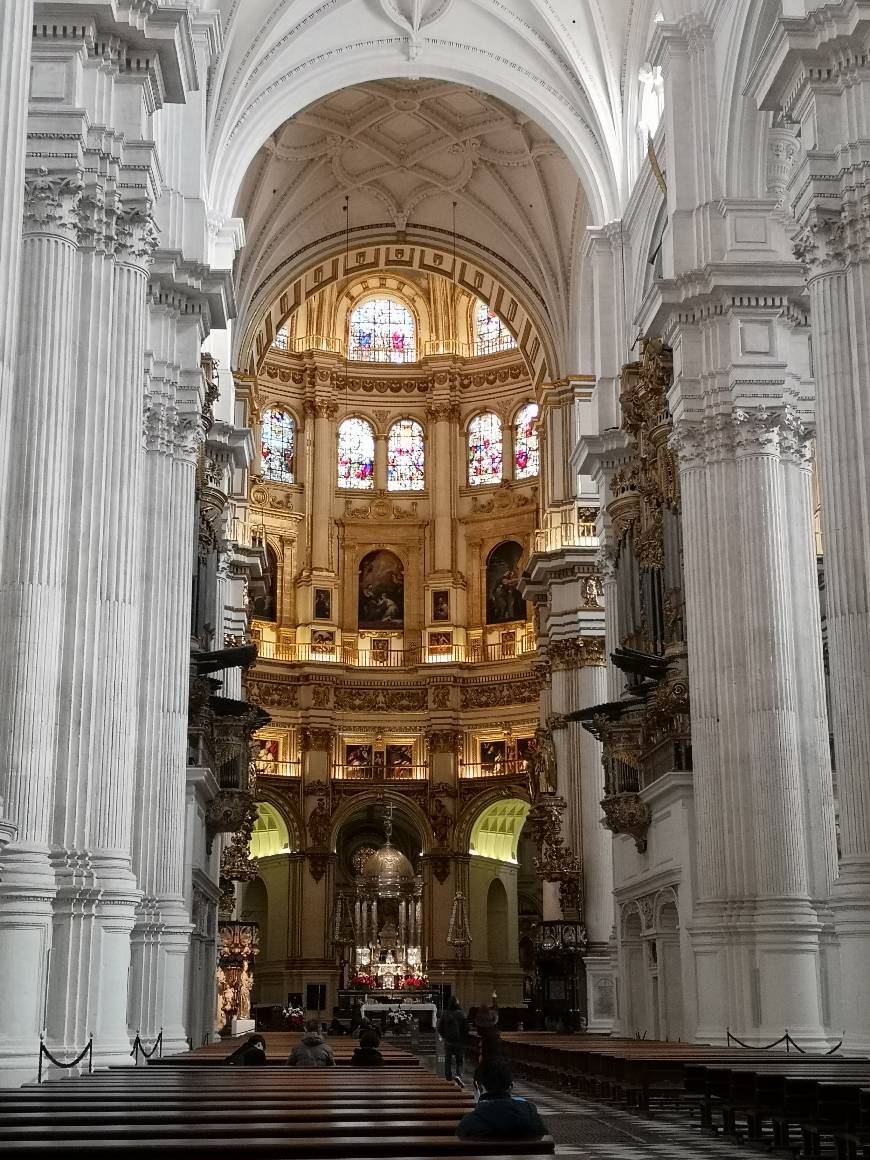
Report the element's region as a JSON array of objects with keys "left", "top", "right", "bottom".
[
  {"left": 460, "top": 676, "right": 540, "bottom": 708},
  {"left": 334, "top": 686, "right": 428, "bottom": 712},
  {"left": 548, "top": 638, "right": 605, "bottom": 670},
  {"left": 300, "top": 727, "right": 334, "bottom": 752},
  {"left": 247, "top": 680, "right": 300, "bottom": 710}
]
